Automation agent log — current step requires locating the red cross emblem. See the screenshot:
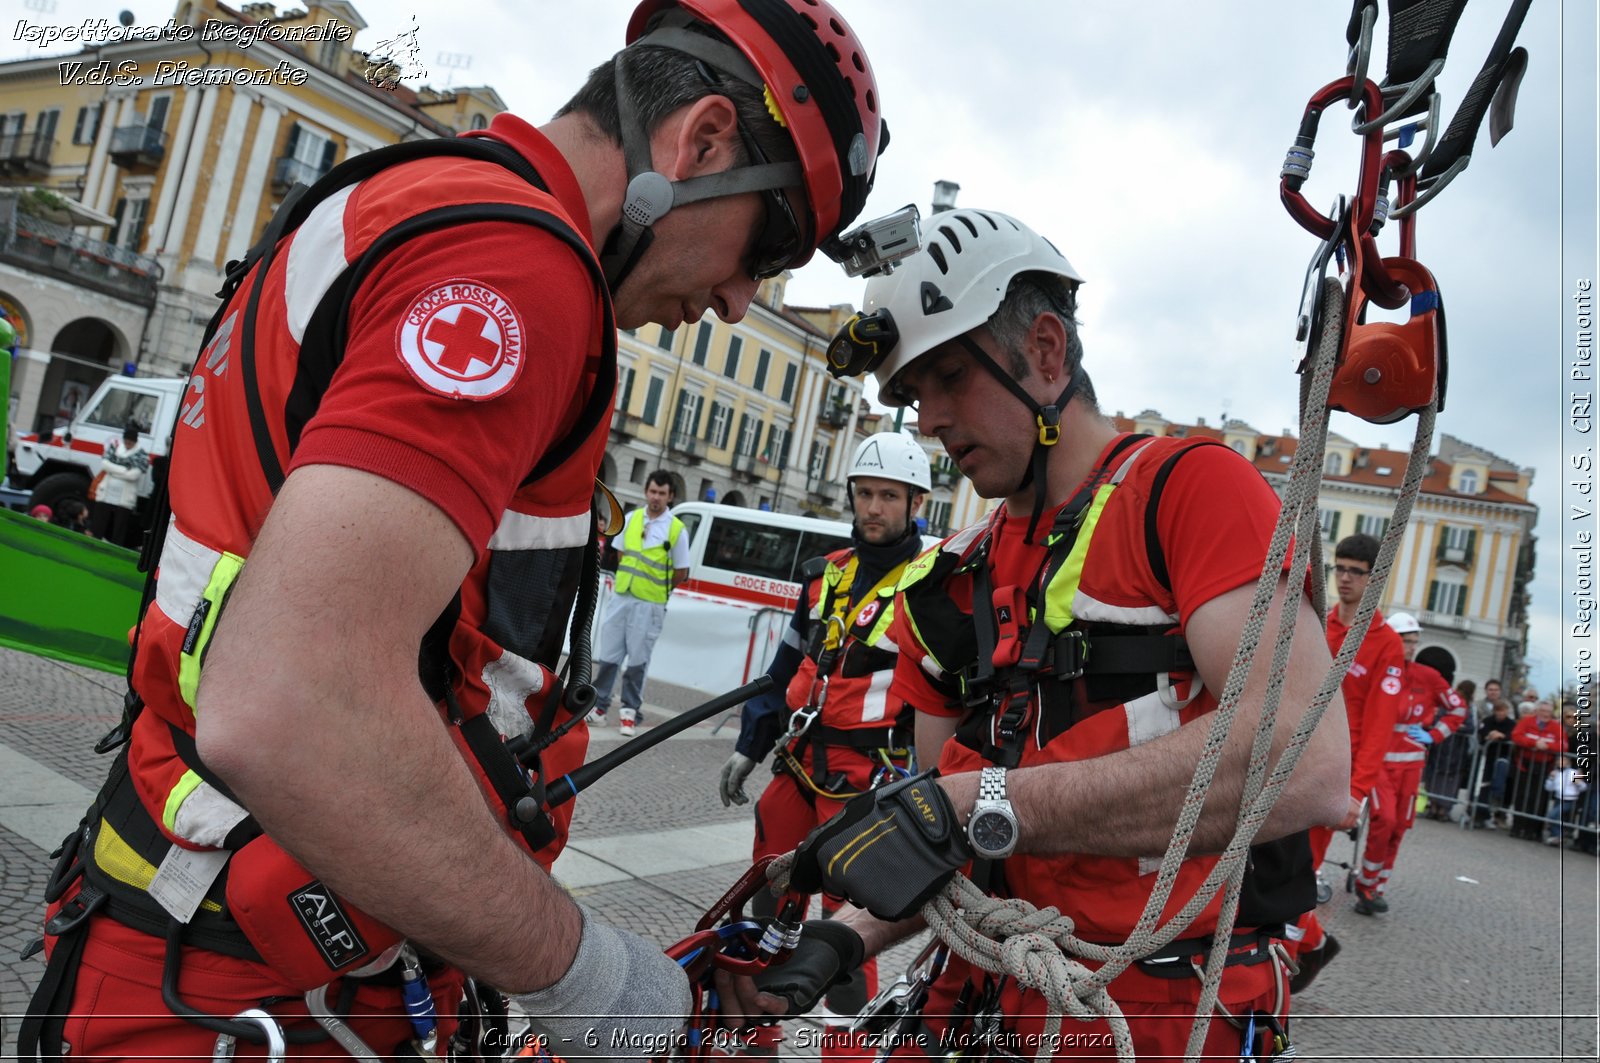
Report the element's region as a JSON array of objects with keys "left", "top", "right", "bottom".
[{"left": 397, "top": 280, "right": 524, "bottom": 400}]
